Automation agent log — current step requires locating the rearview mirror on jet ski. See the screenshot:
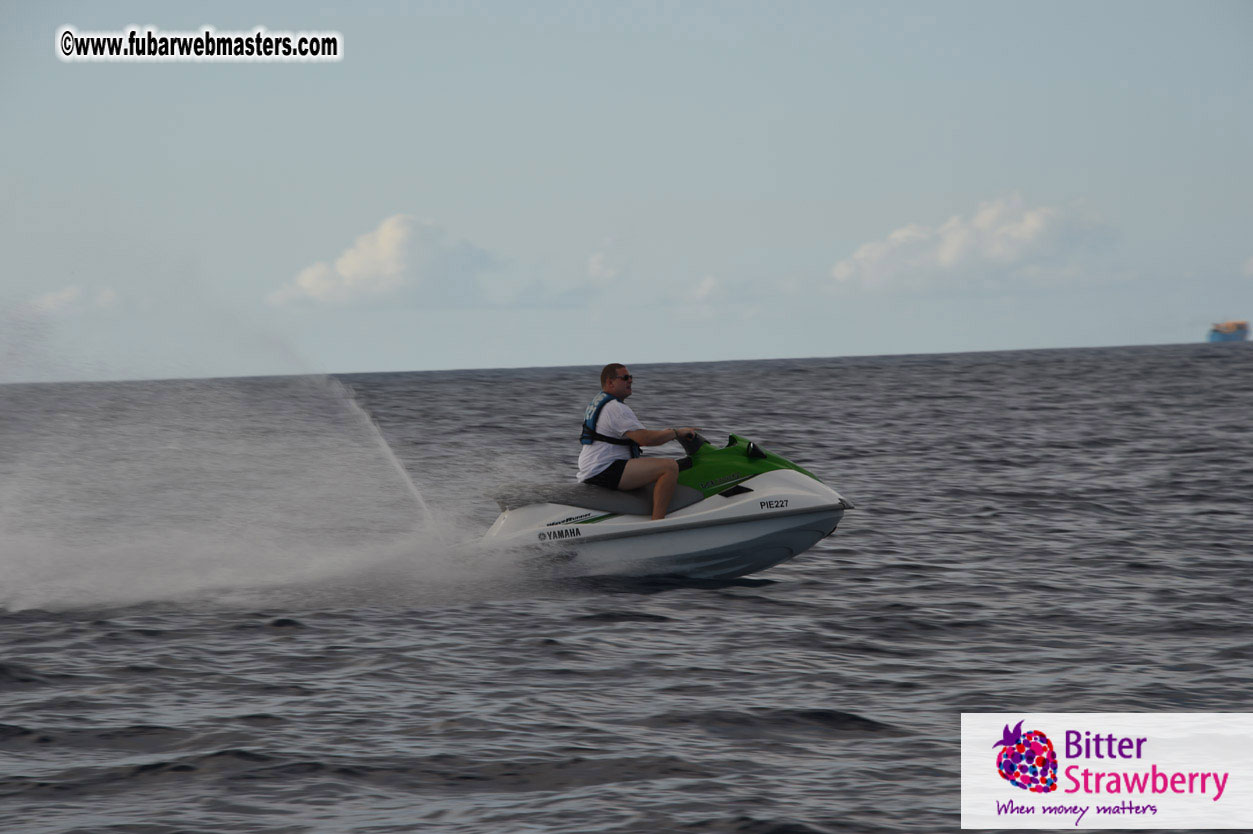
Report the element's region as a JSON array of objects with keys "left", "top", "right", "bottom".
[{"left": 485, "top": 432, "right": 853, "bottom": 580}]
